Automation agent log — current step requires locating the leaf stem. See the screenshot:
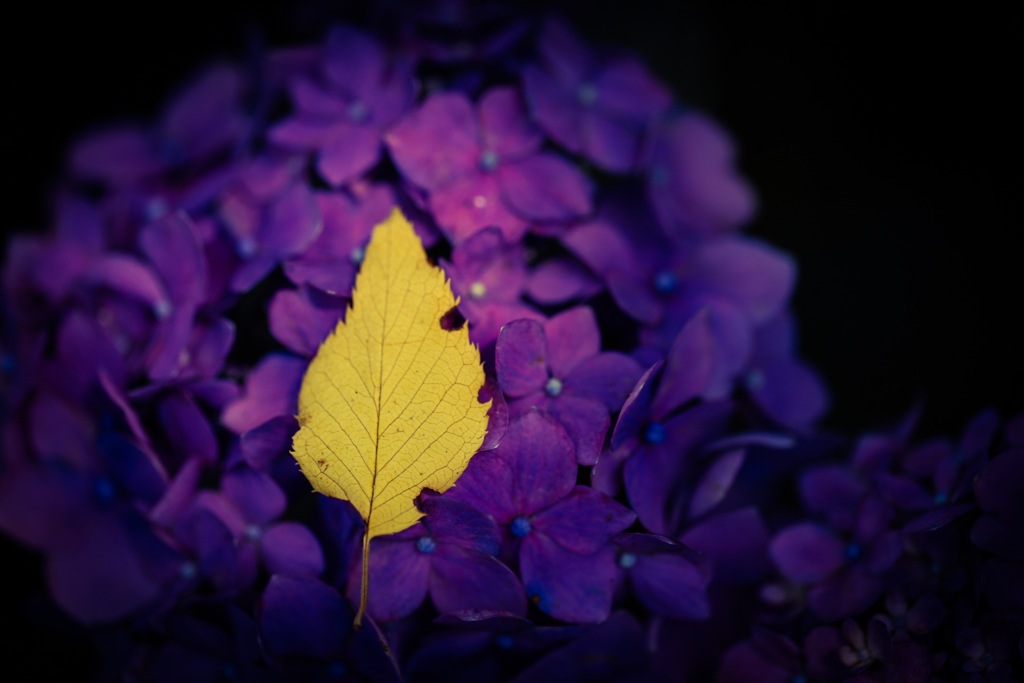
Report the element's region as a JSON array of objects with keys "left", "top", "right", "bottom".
[{"left": 355, "top": 531, "right": 370, "bottom": 629}]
